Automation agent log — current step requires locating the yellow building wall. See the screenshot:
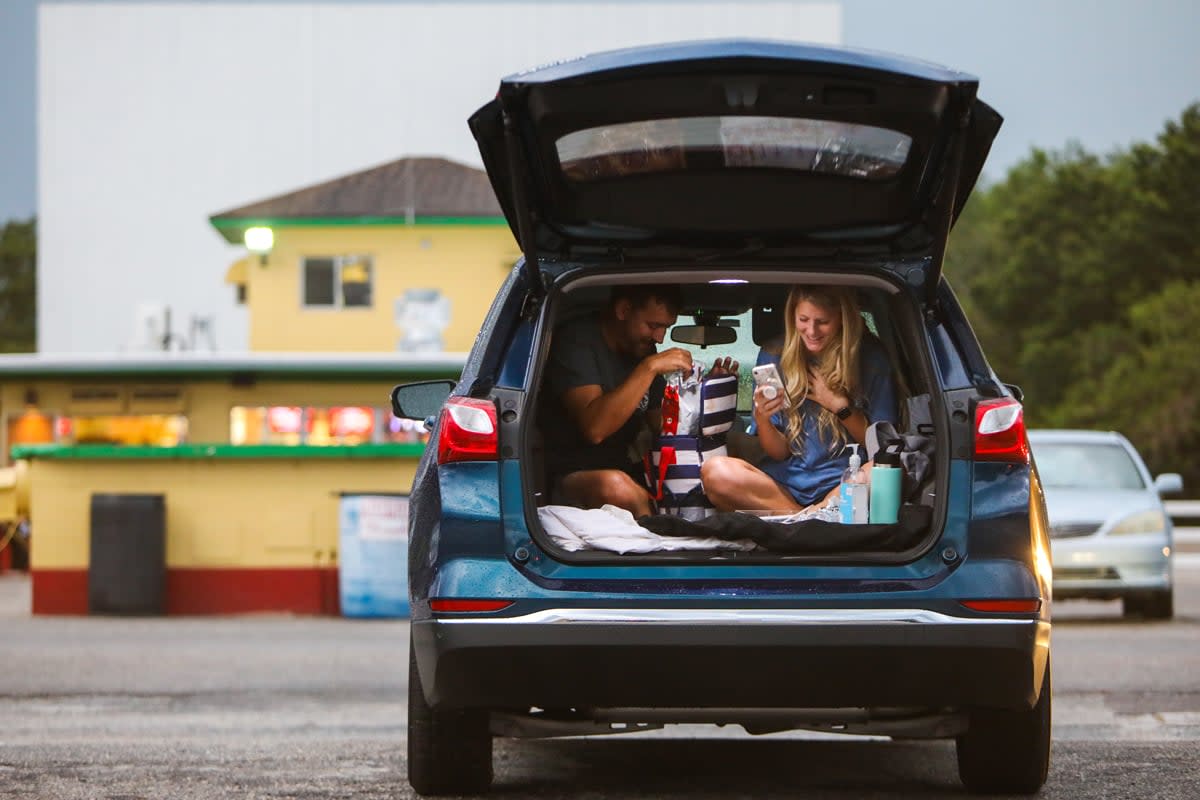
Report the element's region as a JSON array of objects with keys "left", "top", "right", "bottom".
[
  {"left": 245, "top": 224, "right": 519, "bottom": 352},
  {"left": 28, "top": 455, "right": 418, "bottom": 570}
]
